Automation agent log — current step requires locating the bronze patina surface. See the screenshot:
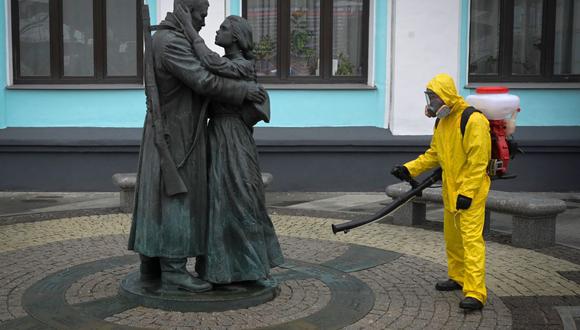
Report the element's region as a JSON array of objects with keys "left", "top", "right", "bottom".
[{"left": 129, "top": 0, "right": 279, "bottom": 297}]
